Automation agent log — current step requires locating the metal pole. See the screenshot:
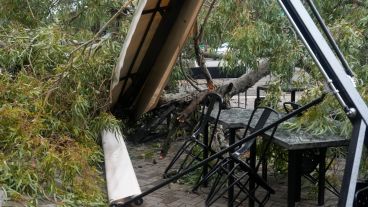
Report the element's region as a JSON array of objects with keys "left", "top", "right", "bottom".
[
  {"left": 339, "top": 118, "right": 367, "bottom": 206},
  {"left": 305, "top": 0, "right": 355, "bottom": 77}
]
